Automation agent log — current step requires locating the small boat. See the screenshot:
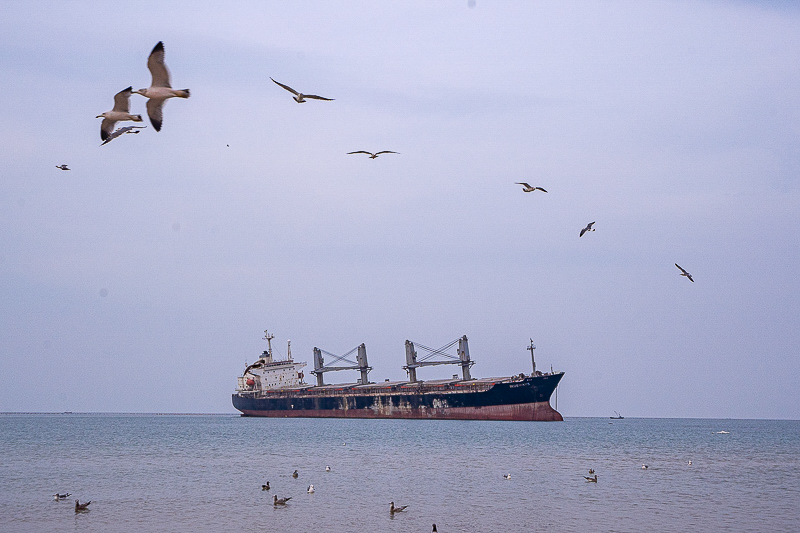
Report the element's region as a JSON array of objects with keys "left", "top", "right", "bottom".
[{"left": 610, "top": 411, "right": 624, "bottom": 419}]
